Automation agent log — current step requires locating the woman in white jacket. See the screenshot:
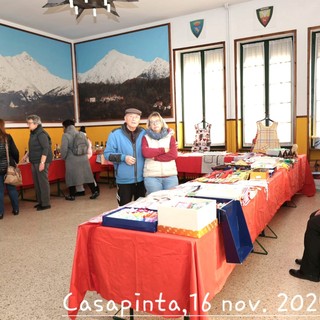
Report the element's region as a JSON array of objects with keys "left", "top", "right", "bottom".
[{"left": 142, "top": 112, "right": 178, "bottom": 195}]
